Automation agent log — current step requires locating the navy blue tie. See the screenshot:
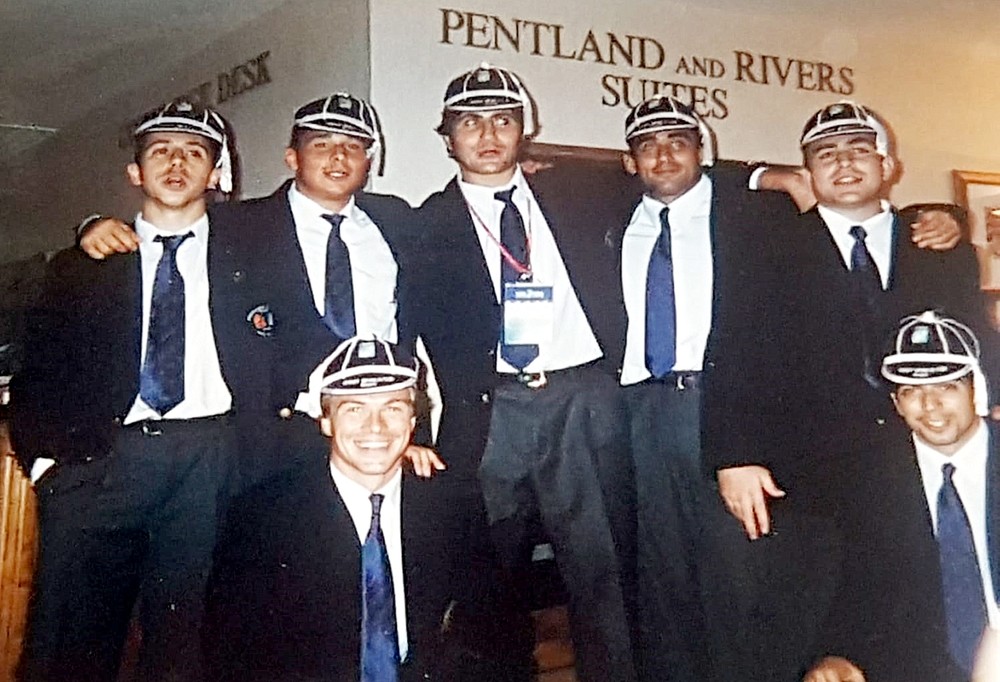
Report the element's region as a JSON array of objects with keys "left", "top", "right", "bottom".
[
  {"left": 361, "top": 493, "right": 399, "bottom": 681},
  {"left": 849, "top": 225, "right": 883, "bottom": 389},
  {"left": 645, "top": 207, "right": 676, "bottom": 378},
  {"left": 937, "top": 462, "right": 988, "bottom": 674},
  {"left": 139, "top": 232, "right": 193, "bottom": 415},
  {"left": 495, "top": 187, "right": 539, "bottom": 370},
  {"left": 321, "top": 214, "right": 356, "bottom": 339}
]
